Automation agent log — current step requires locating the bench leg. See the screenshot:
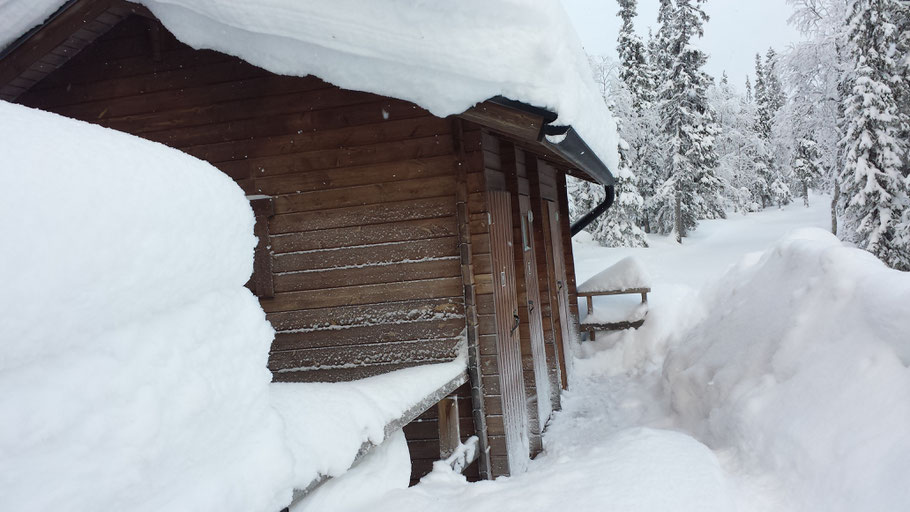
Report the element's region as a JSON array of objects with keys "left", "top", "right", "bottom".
[
  {"left": 589, "top": 327, "right": 595, "bottom": 341},
  {"left": 641, "top": 292, "right": 648, "bottom": 303},
  {"left": 586, "top": 296, "right": 593, "bottom": 315}
]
